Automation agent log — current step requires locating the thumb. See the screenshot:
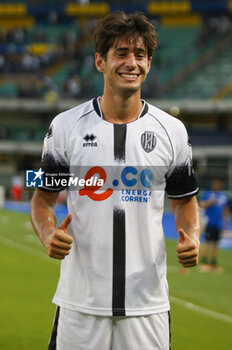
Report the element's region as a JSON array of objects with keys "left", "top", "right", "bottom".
[
  {"left": 178, "top": 228, "right": 188, "bottom": 243},
  {"left": 58, "top": 213, "right": 72, "bottom": 232}
]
